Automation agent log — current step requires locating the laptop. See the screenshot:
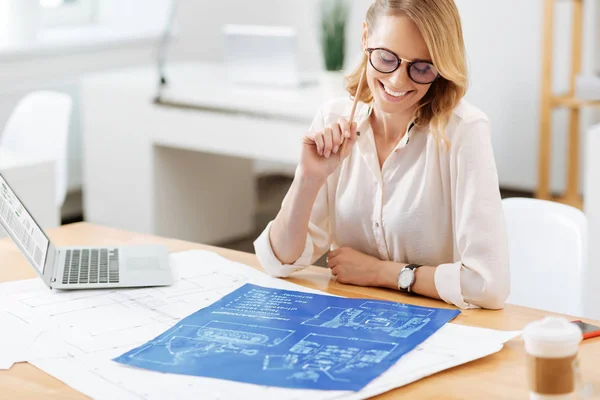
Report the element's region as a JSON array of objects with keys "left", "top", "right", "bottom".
[{"left": 0, "top": 172, "right": 173, "bottom": 290}]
